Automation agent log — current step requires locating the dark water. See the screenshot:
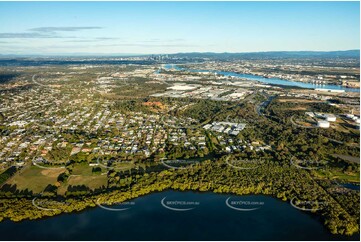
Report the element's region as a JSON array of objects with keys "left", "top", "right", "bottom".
[
  {"left": 0, "top": 191, "right": 359, "bottom": 240},
  {"left": 341, "top": 183, "right": 360, "bottom": 191},
  {"left": 162, "top": 64, "right": 360, "bottom": 93},
  {"left": 0, "top": 74, "right": 18, "bottom": 84}
]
